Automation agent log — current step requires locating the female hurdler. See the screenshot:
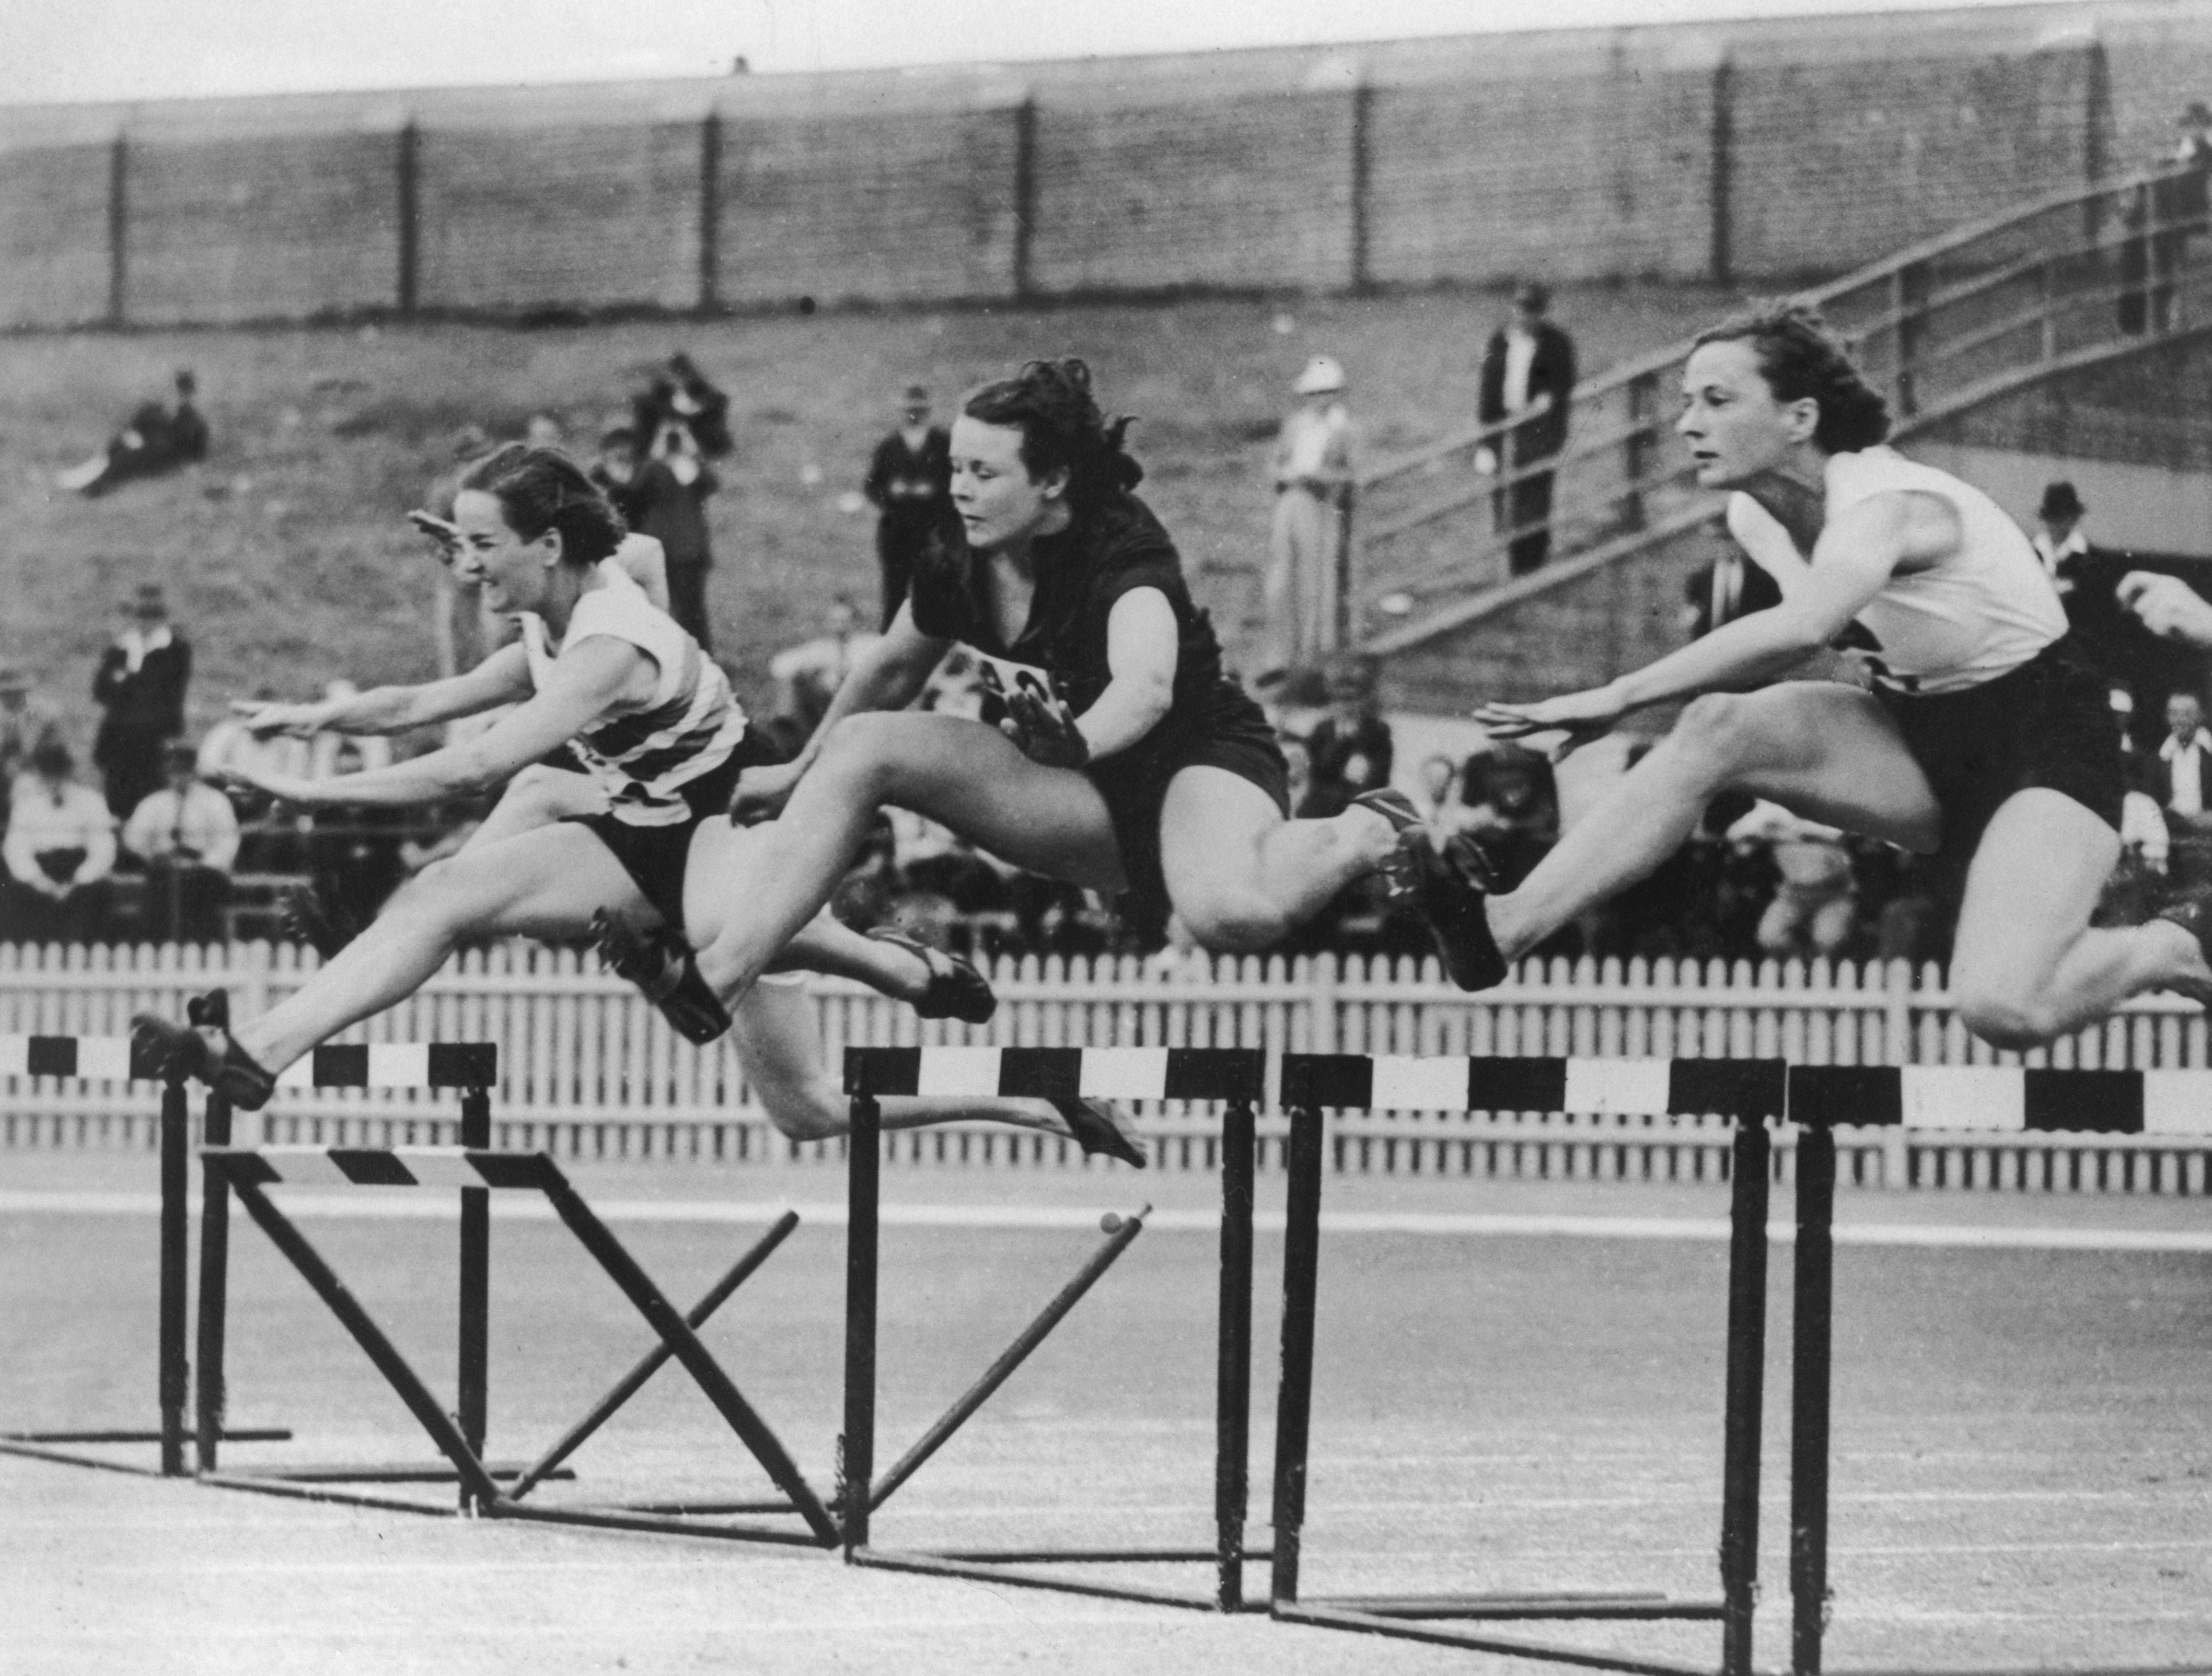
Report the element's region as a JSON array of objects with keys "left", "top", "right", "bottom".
[
  {"left": 684, "top": 358, "right": 1484, "bottom": 1008},
  {"left": 133, "top": 447, "right": 1140, "bottom": 1160},
  {"left": 1465, "top": 302, "right": 2212, "bottom": 1046}
]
